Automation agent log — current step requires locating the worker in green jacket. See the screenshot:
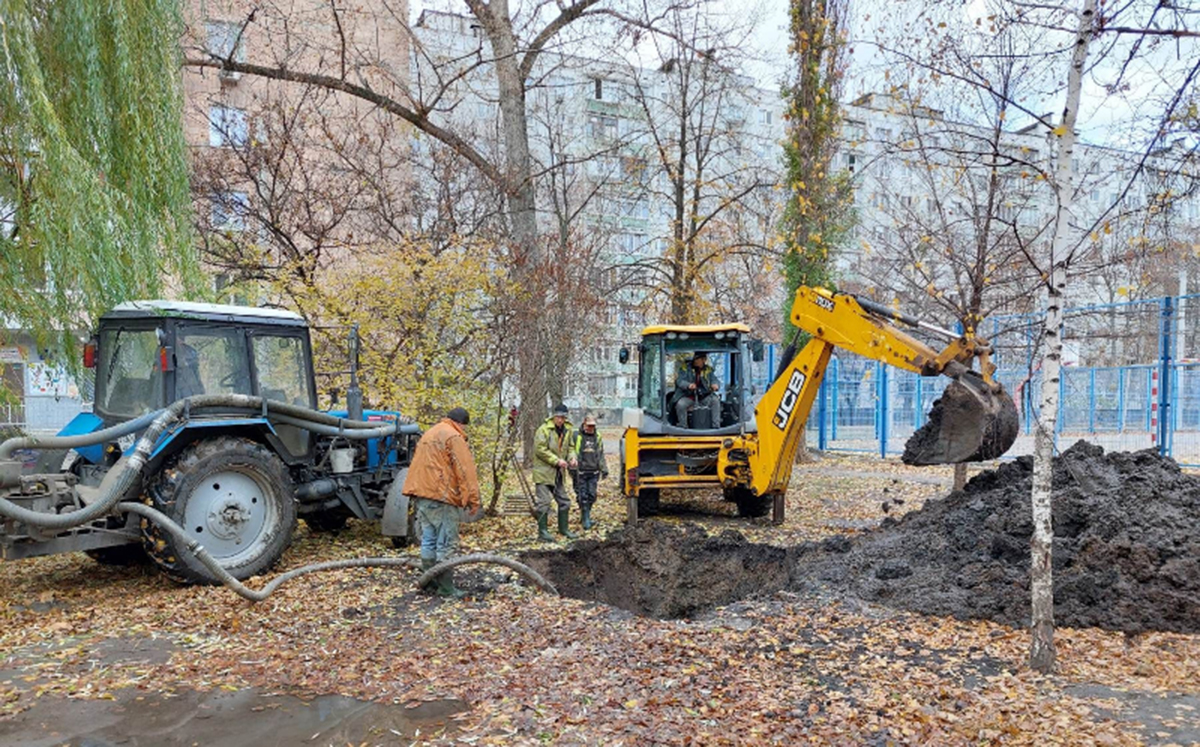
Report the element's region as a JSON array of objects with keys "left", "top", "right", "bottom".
[{"left": 532, "top": 404, "right": 577, "bottom": 541}]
